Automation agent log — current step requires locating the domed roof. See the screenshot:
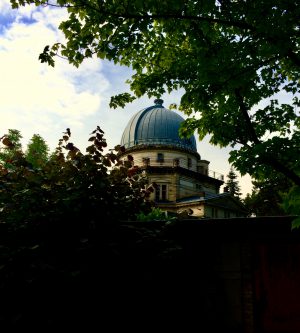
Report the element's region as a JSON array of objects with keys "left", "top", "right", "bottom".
[{"left": 120, "top": 99, "right": 197, "bottom": 152}]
